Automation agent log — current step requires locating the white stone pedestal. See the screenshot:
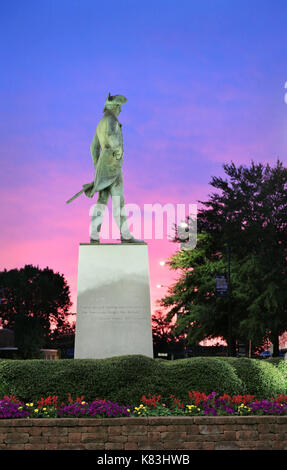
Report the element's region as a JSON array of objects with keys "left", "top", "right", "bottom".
[{"left": 74, "top": 243, "right": 154, "bottom": 359}]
